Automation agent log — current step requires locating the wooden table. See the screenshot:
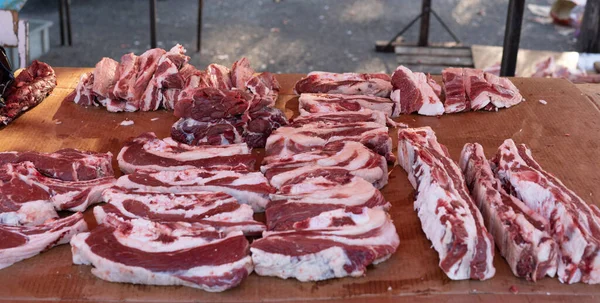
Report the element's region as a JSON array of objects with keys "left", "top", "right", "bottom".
[{"left": 1, "top": 68, "right": 600, "bottom": 302}]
